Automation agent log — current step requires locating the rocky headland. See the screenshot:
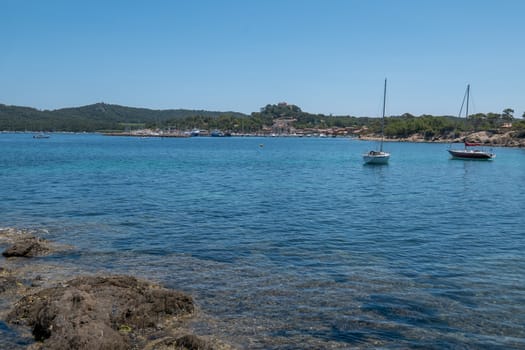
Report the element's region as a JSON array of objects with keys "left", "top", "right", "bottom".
[
  {"left": 360, "top": 130, "right": 525, "bottom": 147},
  {"left": 0, "top": 227, "right": 233, "bottom": 350}
]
